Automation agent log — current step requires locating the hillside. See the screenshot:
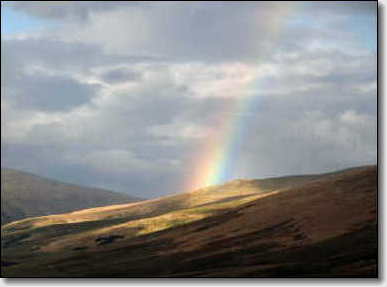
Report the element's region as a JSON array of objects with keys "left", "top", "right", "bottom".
[
  {"left": 1, "top": 166, "right": 377, "bottom": 277},
  {"left": 1, "top": 169, "right": 141, "bottom": 225}
]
